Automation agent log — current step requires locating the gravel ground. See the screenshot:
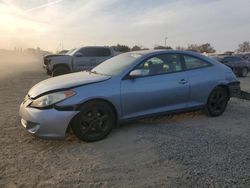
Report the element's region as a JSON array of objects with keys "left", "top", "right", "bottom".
[{"left": 0, "top": 57, "right": 250, "bottom": 188}]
